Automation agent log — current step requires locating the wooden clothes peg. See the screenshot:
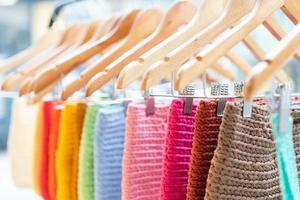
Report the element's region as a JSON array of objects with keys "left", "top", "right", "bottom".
[
  {"left": 29, "top": 9, "right": 141, "bottom": 95},
  {"left": 115, "top": 0, "right": 229, "bottom": 89},
  {"left": 54, "top": 7, "right": 164, "bottom": 100},
  {"left": 84, "top": 0, "right": 198, "bottom": 97},
  {"left": 244, "top": 23, "right": 300, "bottom": 100},
  {"left": 175, "top": 0, "right": 300, "bottom": 90}
]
